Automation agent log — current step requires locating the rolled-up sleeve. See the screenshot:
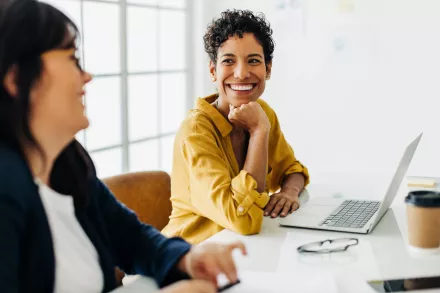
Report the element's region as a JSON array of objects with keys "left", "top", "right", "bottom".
[
  {"left": 231, "top": 170, "right": 270, "bottom": 213},
  {"left": 182, "top": 123, "right": 270, "bottom": 235}
]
